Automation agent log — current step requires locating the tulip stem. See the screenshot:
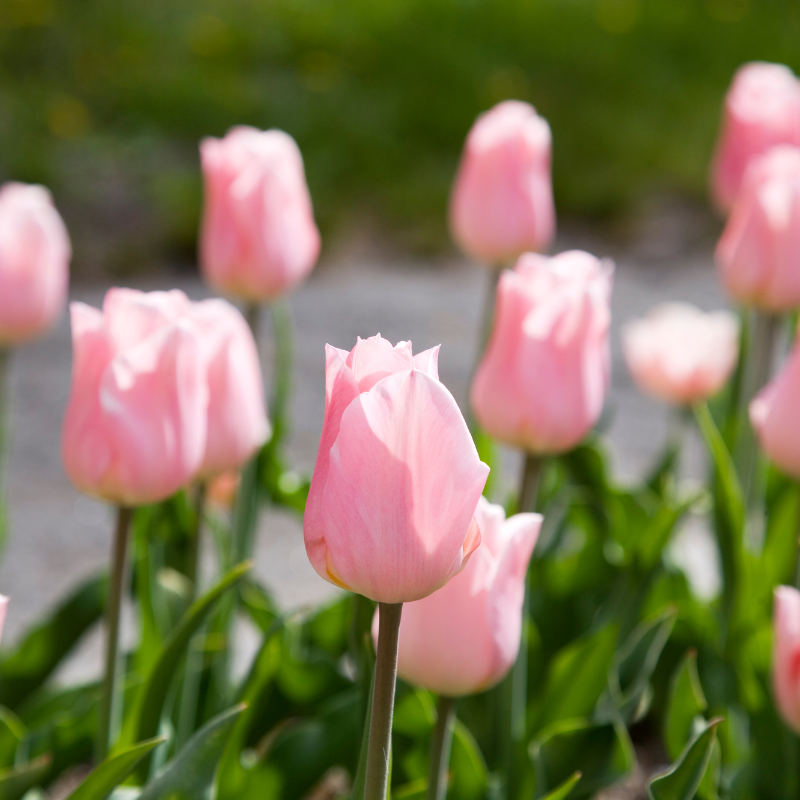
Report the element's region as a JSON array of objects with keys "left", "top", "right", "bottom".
[
  {"left": 186, "top": 481, "right": 206, "bottom": 598},
  {"left": 97, "top": 505, "right": 133, "bottom": 762},
  {"left": 268, "top": 299, "right": 293, "bottom": 451},
  {"left": 244, "top": 302, "right": 261, "bottom": 342},
  {"left": 478, "top": 267, "right": 502, "bottom": 354},
  {"left": 365, "top": 602, "right": 403, "bottom": 800},
  {"left": 519, "top": 452, "right": 543, "bottom": 513},
  {"left": 427, "top": 696, "right": 456, "bottom": 800}
]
